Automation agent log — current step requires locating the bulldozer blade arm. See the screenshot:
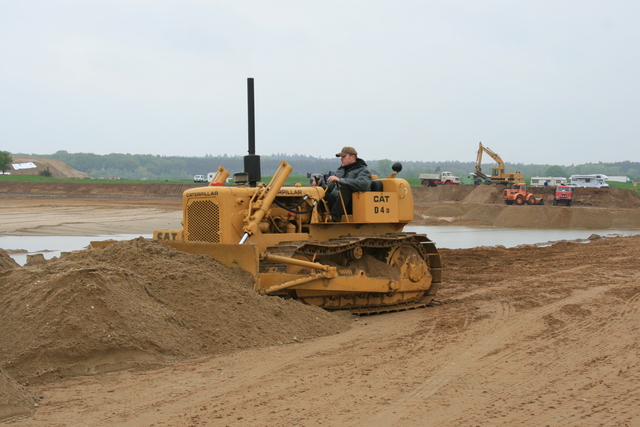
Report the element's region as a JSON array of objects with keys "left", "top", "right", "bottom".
[{"left": 259, "top": 271, "right": 433, "bottom": 294}]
